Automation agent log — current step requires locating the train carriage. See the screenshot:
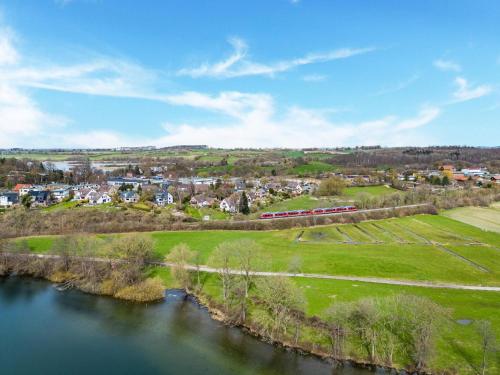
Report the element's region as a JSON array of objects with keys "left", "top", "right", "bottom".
[{"left": 259, "top": 205, "right": 357, "bottom": 219}]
